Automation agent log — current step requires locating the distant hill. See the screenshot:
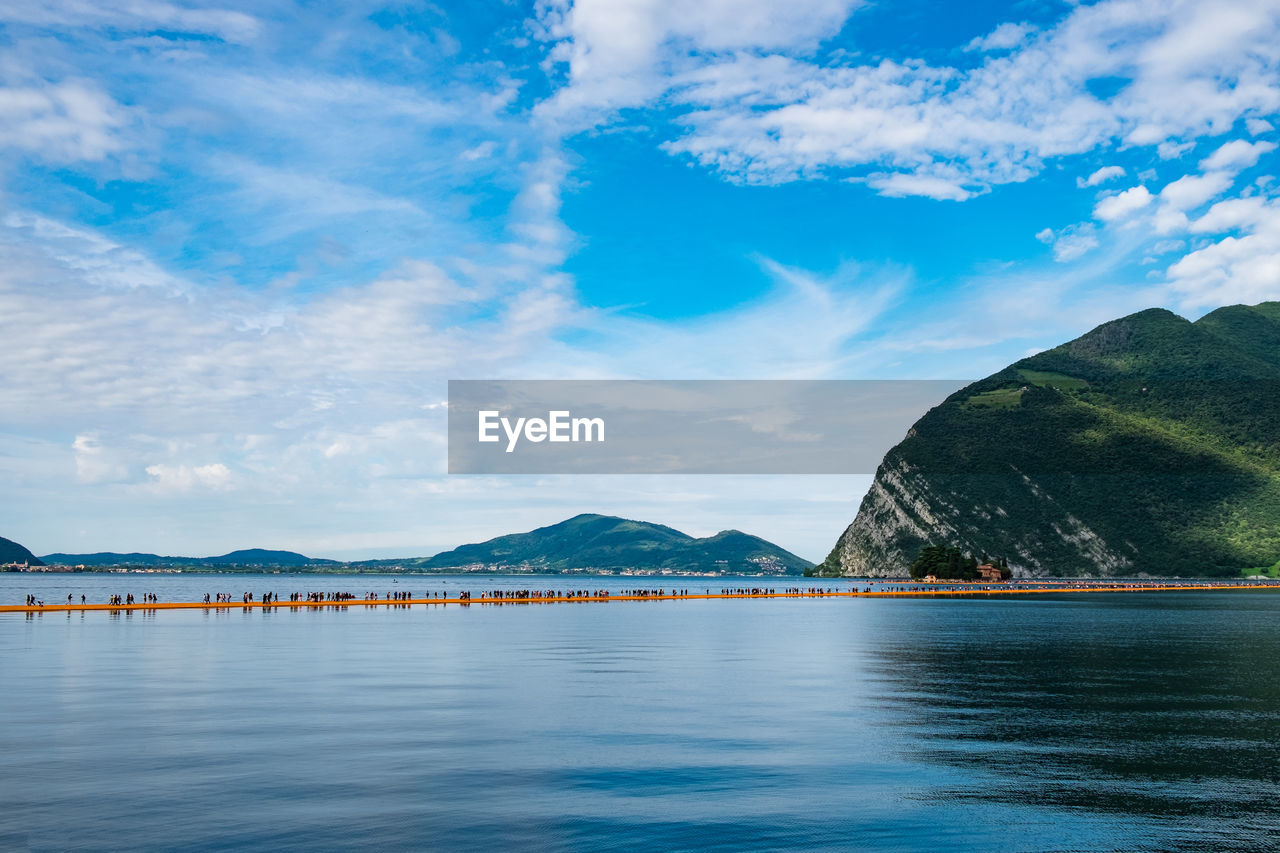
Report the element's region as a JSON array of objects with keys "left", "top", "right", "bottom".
[
  {"left": 41, "top": 552, "right": 168, "bottom": 566},
  {"left": 41, "top": 549, "right": 338, "bottom": 567},
  {"left": 207, "top": 549, "right": 338, "bottom": 567},
  {"left": 397, "top": 513, "right": 812, "bottom": 574},
  {"left": 1, "top": 536, "right": 44, "bottom": 566},
  {"left": 43, "top": 516, "right": 811, "bottom": 574},
  {"left": 819, "top": 302, "right": 1280, "bottom": 578}
]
